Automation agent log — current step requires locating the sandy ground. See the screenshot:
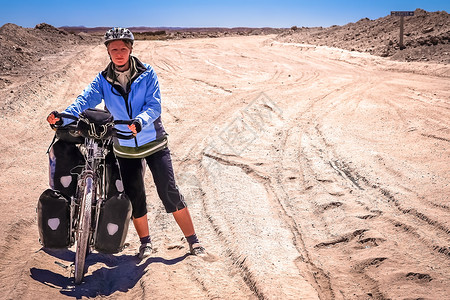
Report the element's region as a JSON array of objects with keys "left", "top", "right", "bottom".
[{"left": 0, "top": 35, "right": 449, "bottom": 299}]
